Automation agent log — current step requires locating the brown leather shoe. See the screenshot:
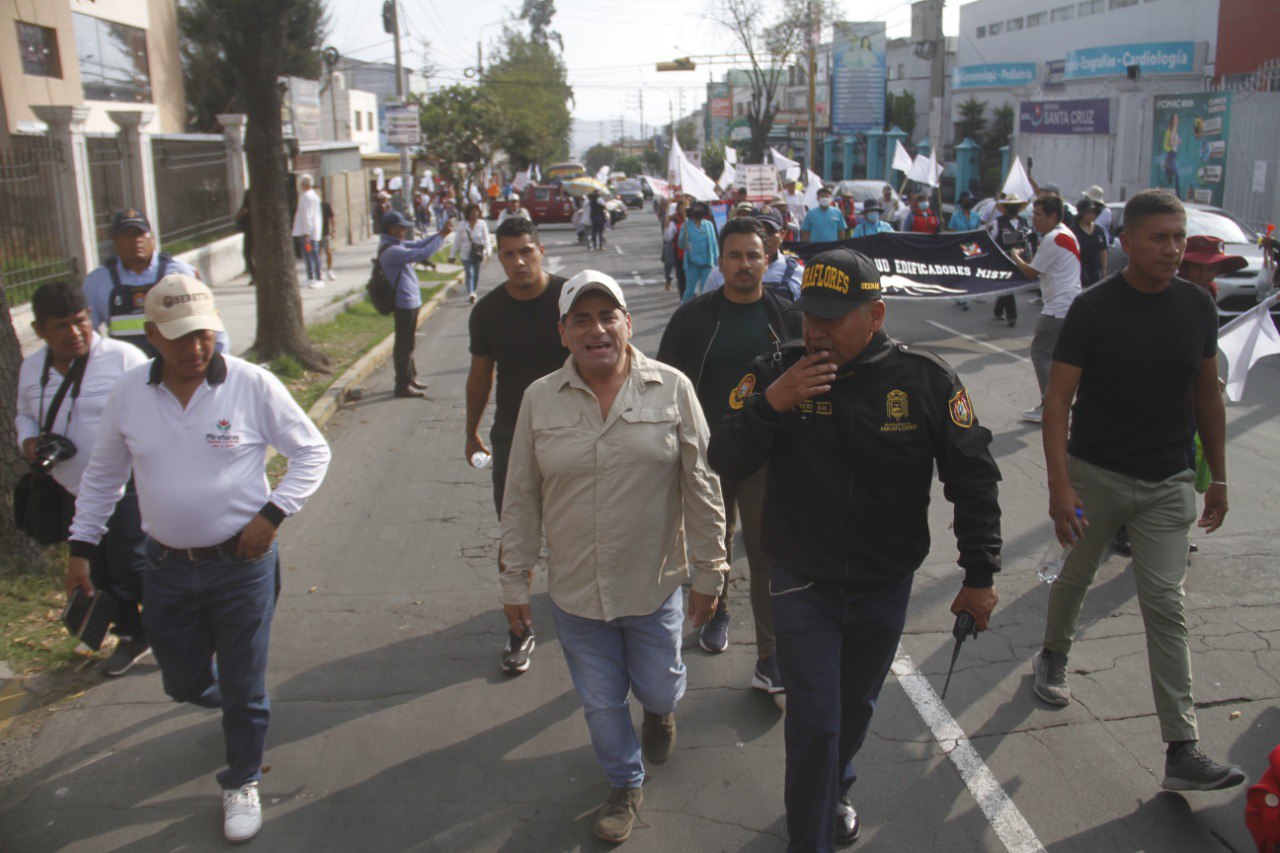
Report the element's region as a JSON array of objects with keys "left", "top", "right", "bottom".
[
  {"left": 408, "top": 379, "right": 428, "bottom": 390},
  {"left": 641, "top": 711, "right": 675, "bottom": 765},
  {"left": 394, "top": 387, "right": 426, "bottom": 399},
  {"left": 594, "top": 786, "right": 643, "bottom": 843}
]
